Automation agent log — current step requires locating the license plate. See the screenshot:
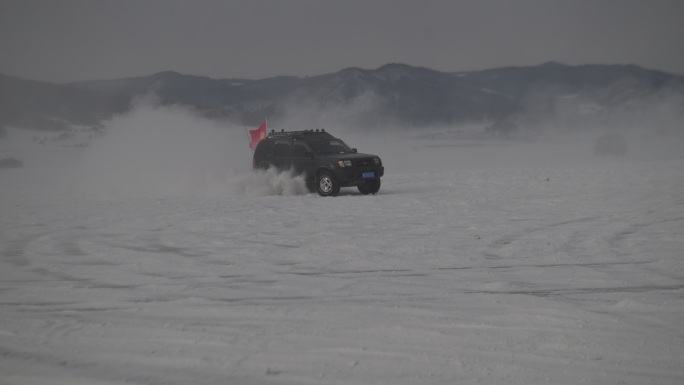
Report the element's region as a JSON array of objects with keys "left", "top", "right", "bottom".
[{"left": 362, "top": 172, "right": 375, "bottom": 179}]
